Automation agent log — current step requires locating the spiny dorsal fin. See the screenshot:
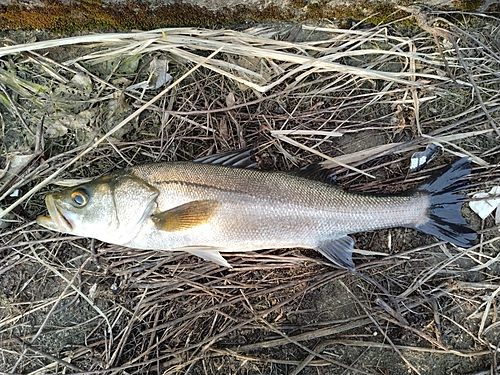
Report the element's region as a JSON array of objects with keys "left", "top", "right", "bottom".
[
  {"left": 194, "top": 148, "right": 338, "bottom": 184},
  {"left": 152, "top": 200, "right": 220, "bottom": 231},
  {"left": 193, "top": 149, "right": 257, "bottom": 168}
]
